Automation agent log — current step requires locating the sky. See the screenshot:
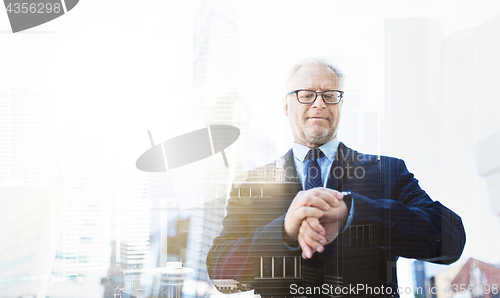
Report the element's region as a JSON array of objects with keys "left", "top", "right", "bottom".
[{"left": 1, "top": 0, "right": 500, "bottom": 297}]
